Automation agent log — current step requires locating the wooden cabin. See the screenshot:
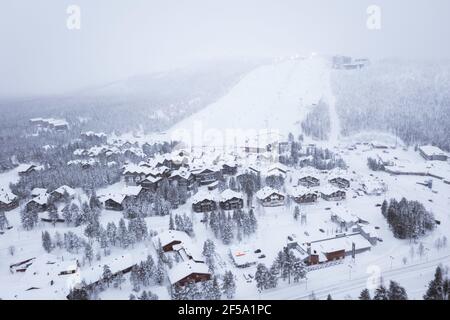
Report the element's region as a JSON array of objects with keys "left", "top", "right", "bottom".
[
  {"left": 219, "top": 189, "right": 244, "bottom": 210},
  {"left": 256, "top": 187, "right": 285, "bottom": 207}
]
